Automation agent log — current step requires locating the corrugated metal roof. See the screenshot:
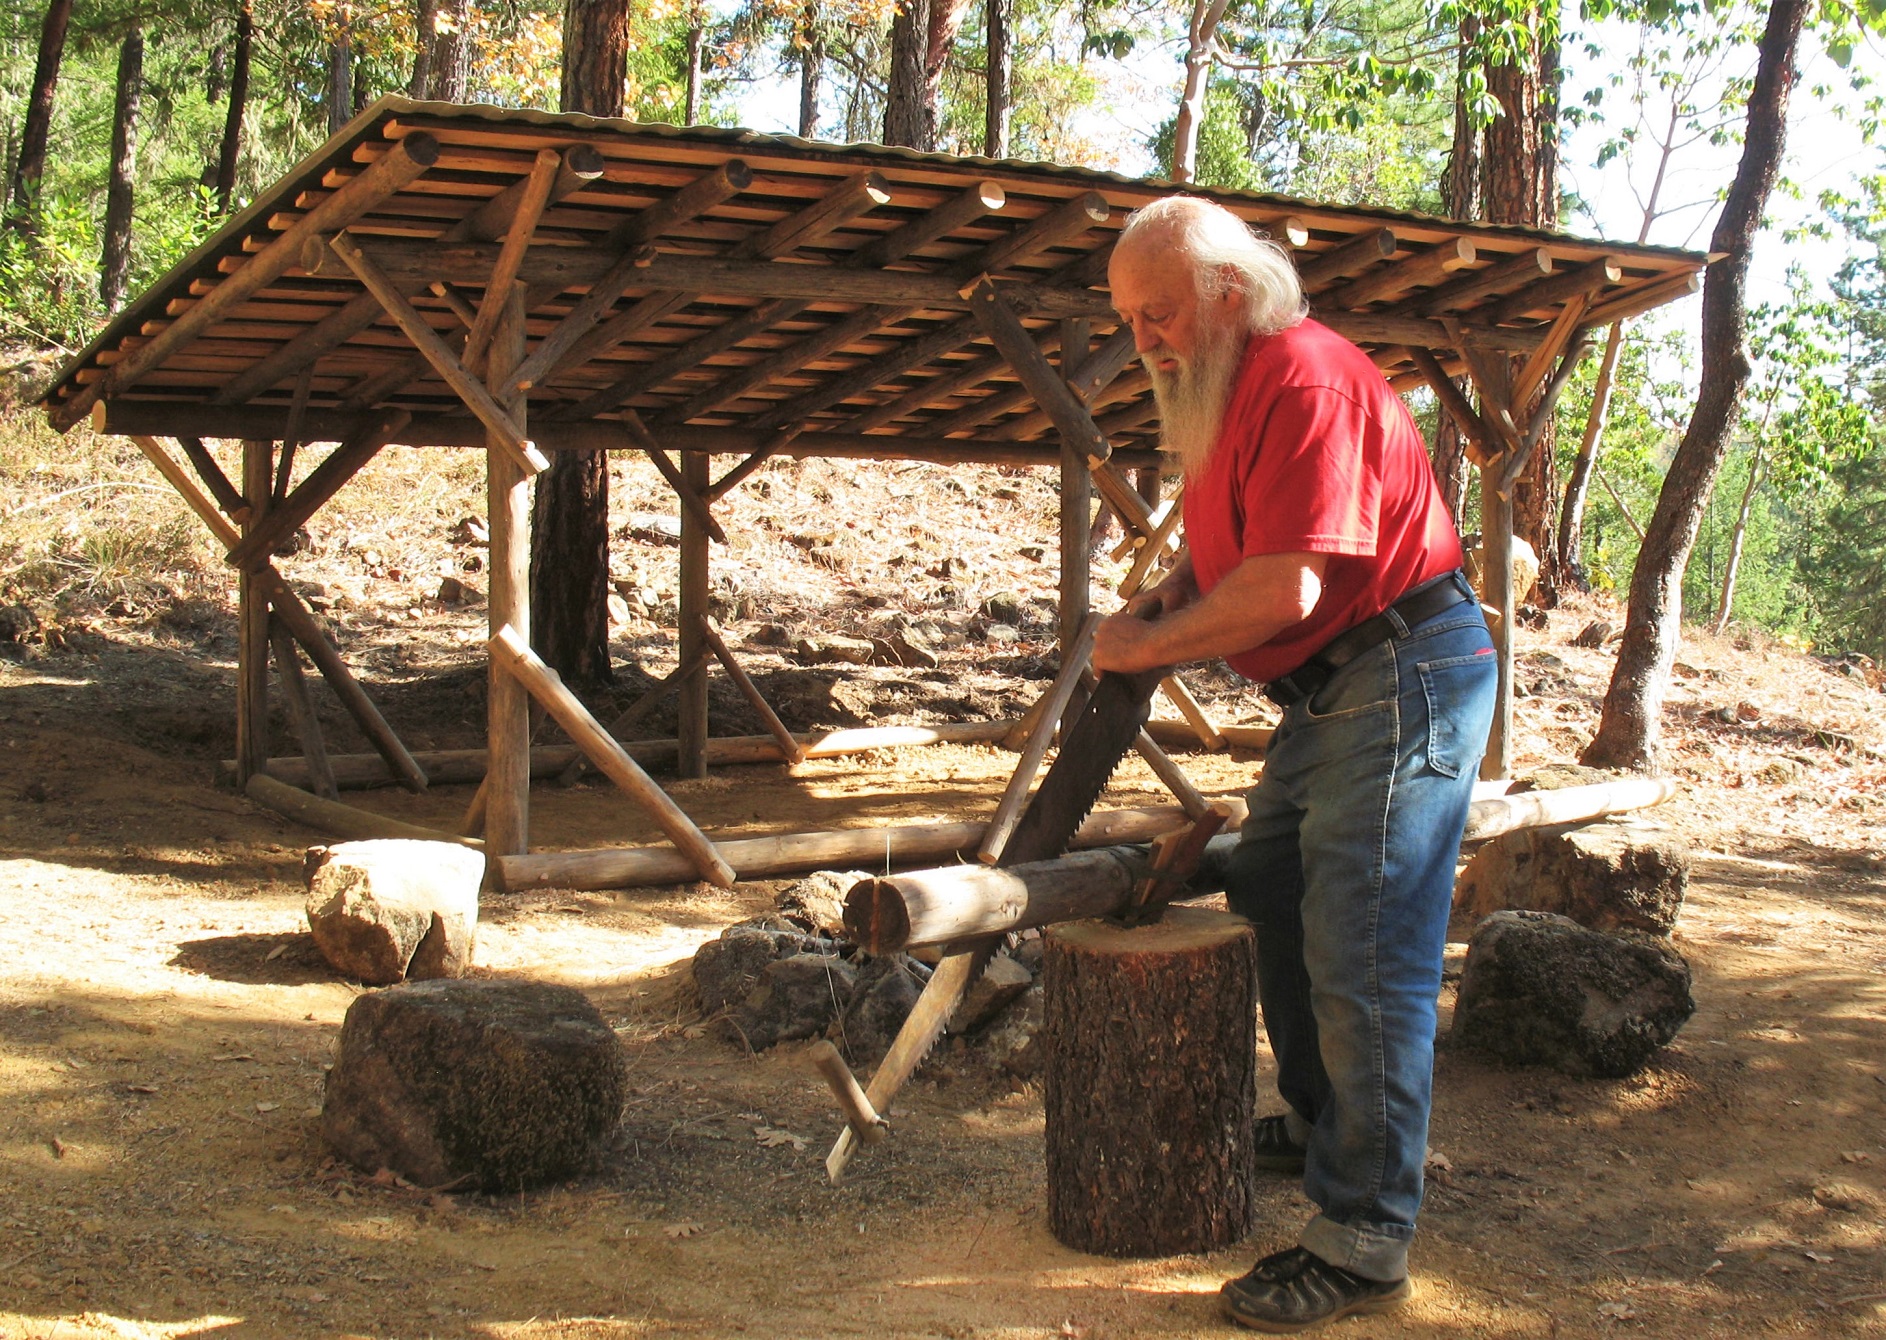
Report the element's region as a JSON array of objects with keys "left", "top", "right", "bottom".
[{"left": 45, "top": 95, "right": 1708, "bottom": 453}]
